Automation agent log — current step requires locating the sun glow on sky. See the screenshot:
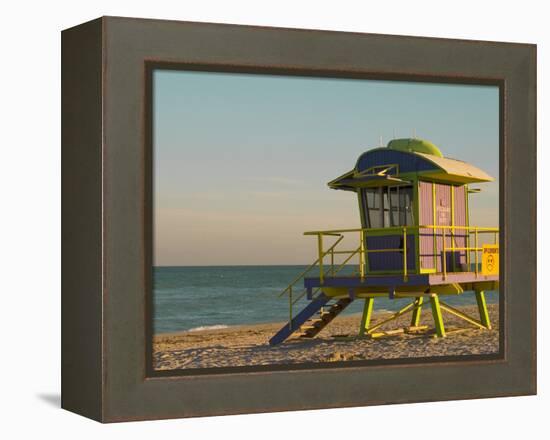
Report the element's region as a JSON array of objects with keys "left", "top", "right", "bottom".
[{"left": 154, "top": 70, "right": 499, "bottom": 266}]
